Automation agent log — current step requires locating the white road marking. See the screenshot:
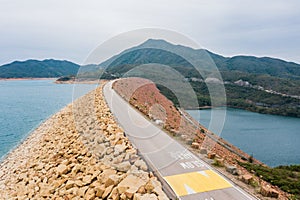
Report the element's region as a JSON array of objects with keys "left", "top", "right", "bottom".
[
  {"left": 198, "top": 170, "right": 209, "bottom": 178},
  {"left": 184, "top": 184, "right": 196, "bottom": 195}
]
